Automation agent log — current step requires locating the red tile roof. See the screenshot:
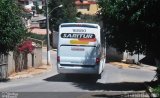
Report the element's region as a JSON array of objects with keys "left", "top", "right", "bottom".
[
  {"left": 29, "top": 28, "right": 46, "bottom": 35},
  {"left": 18, "top": 0, "right": 30, "bottom": 1},
  {"left": 23, "top": 8, "right": 32, "bottom": 13},
  {"left": 75, "top": 0, "right": 96, "bottom": 5}
]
